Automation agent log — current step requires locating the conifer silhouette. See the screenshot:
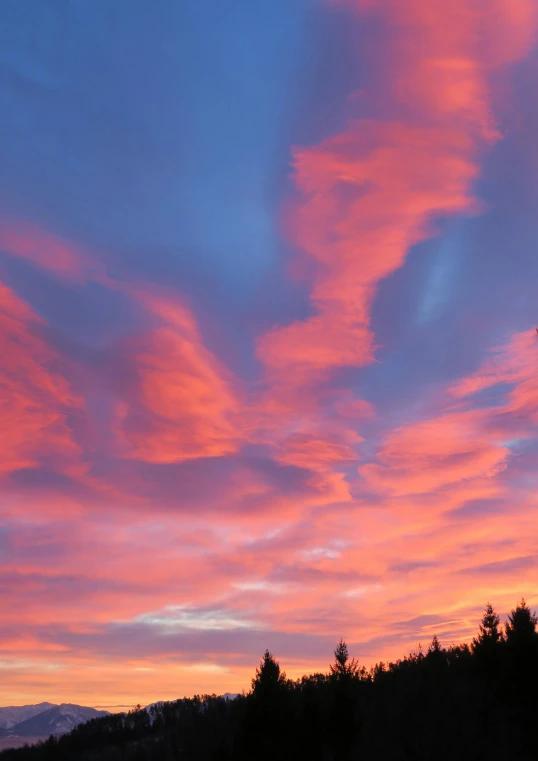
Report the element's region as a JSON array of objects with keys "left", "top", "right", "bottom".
[
  {"left": 504, "top": 598, "right": 538, "bottom": 646},
  {"left": 330, "top": 639, "right": 361, "bottom": 679},
  {"left": 473, "top": 602, "right": 502, "bottom": 653},
  {"left": 427, "top": 635, "right": 443, "bottom": 655},
  {"left": 251, "top": 649, "right": 287, "bottom": 696}
]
